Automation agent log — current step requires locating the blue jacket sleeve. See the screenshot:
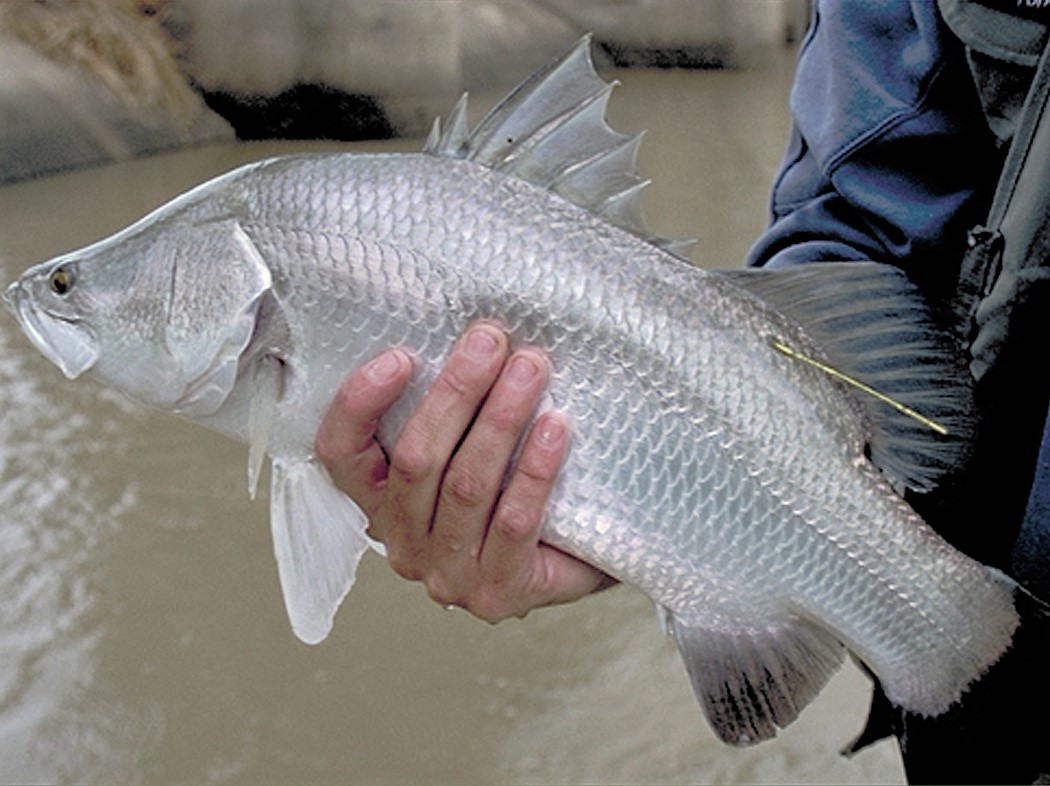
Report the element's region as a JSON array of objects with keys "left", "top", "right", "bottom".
[
  {"left": 746, "top": 0, "right": 1001, "bottom": 298},
  {"left": 749, "top": 1, "right": 1050, "bottom": 602}
]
